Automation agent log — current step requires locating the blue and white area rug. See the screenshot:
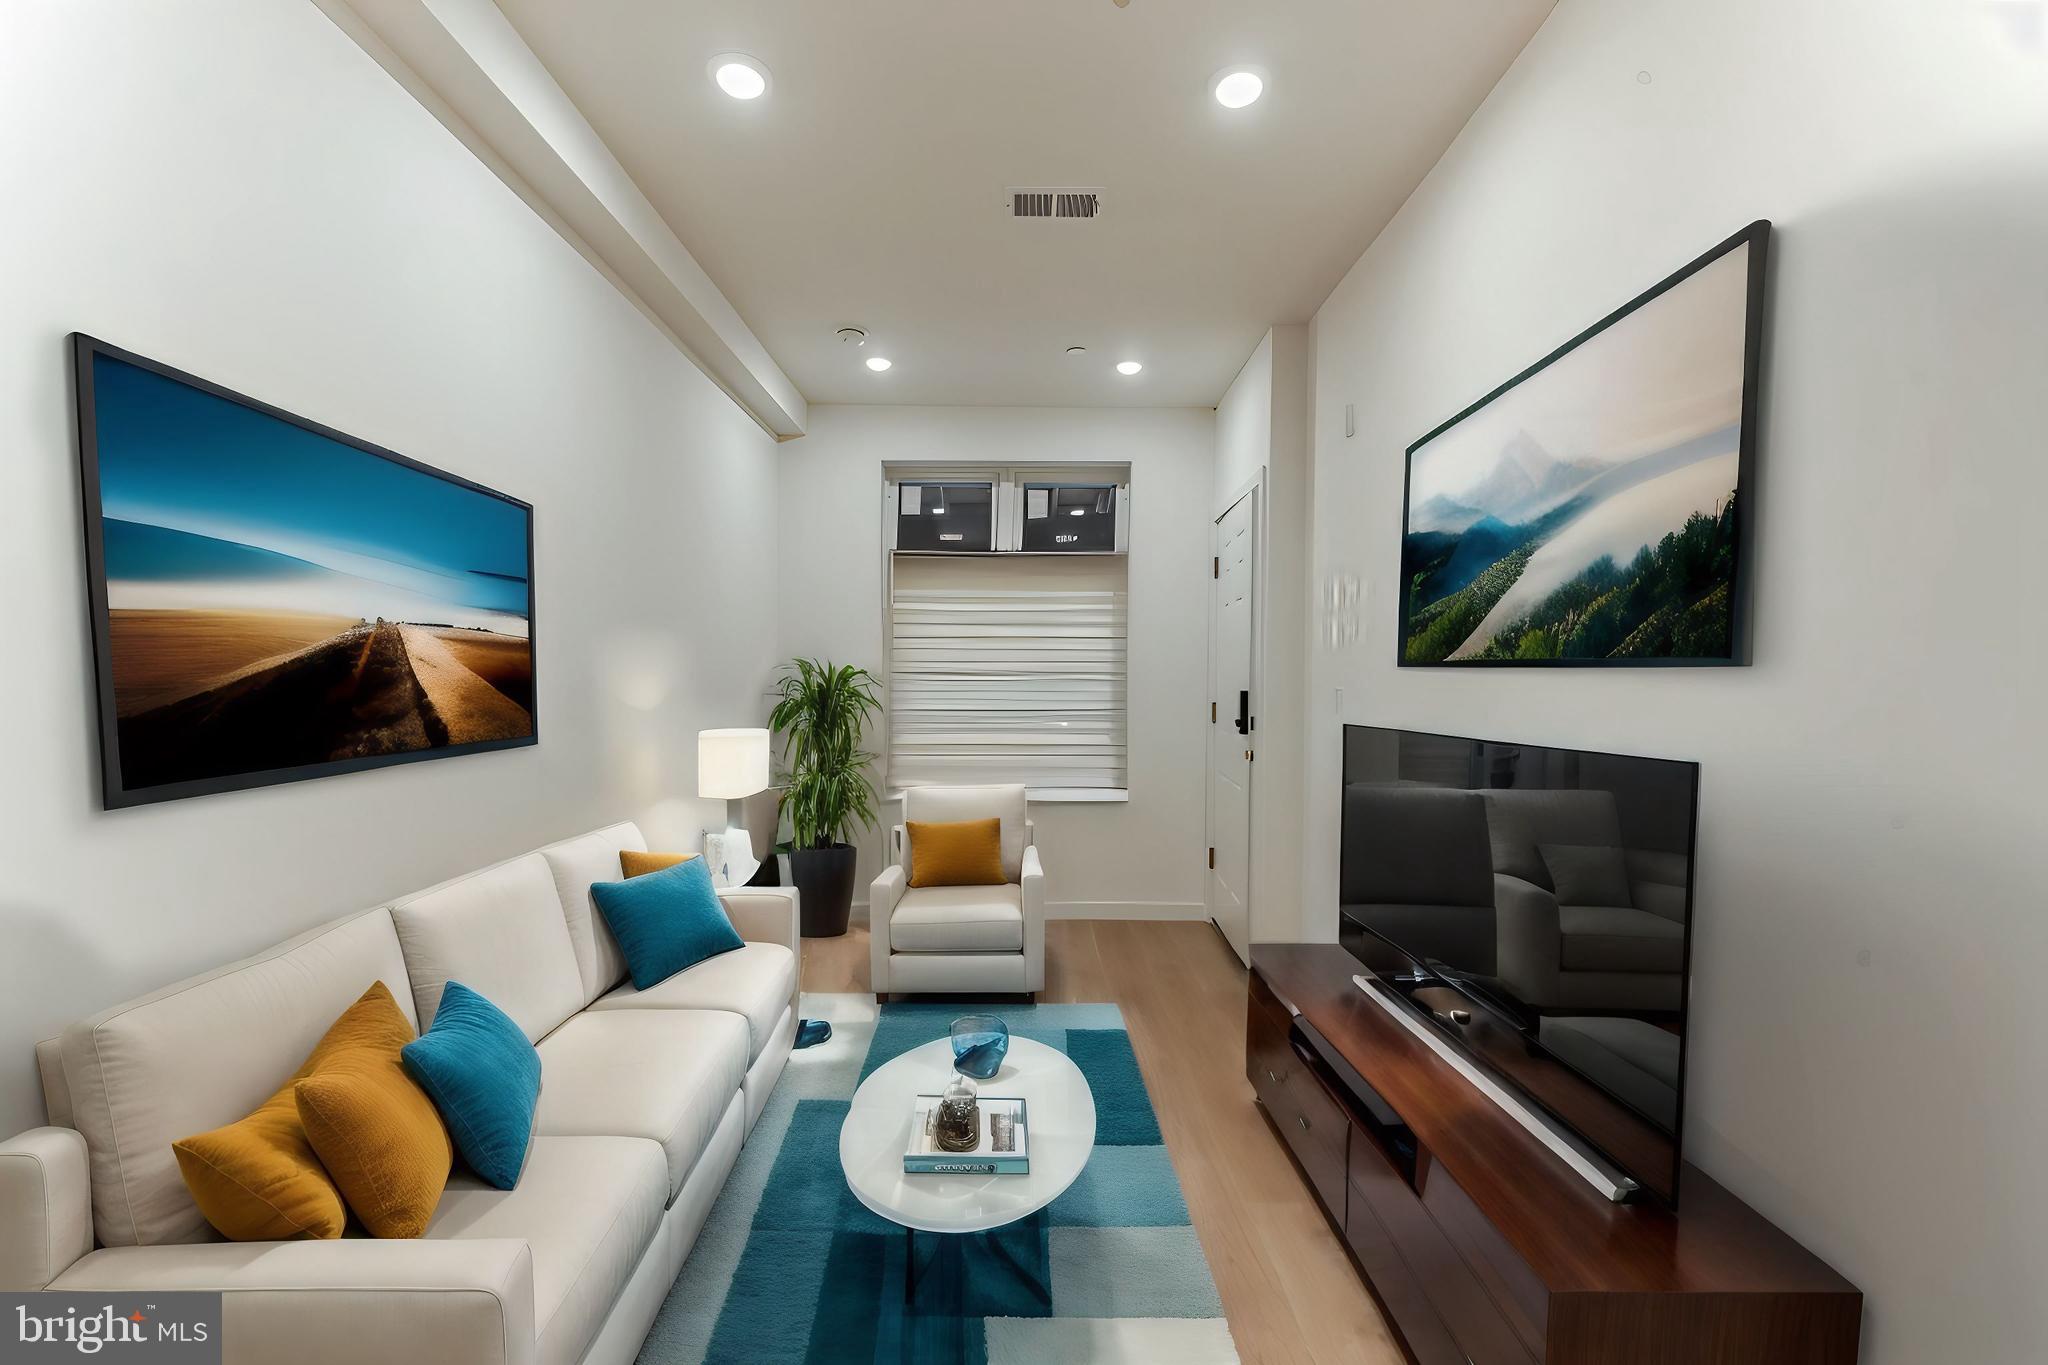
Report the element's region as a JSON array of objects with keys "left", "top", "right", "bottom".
[{"left": 640, "top": 995, "right": 1239, "bottom": 1364}]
